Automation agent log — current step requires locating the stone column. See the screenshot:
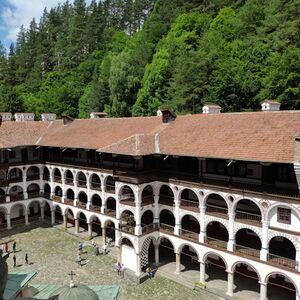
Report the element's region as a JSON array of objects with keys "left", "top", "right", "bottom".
[
  {"left": 135, "top": 200, "right": 142, "bottom": 235},
  {"left": 61, "top": 178, "right": 66, "bottom": 203},
  {"left": 102, "top": 227, "right": 106, "bottom": 244},
  {"left": 199, "top": 206, "right": 206, "bottom": 243},
  {"left": 6, "top": 213, "right": 11, "bottom": 229},
  {"left": 50, "top": 175, "right": 54, "bottom": 199},
  {"left": 75, "top": 218, "right": 79, "bottom": 234},
  {"left": 227, "top": 213, "right": 235, "bottom": 251},
  {"left": 226, "top": 271, "right": 234, "bottom": 297},
  {"left": 51, "top": 209, "right": 55, "bottom": 225},
  {"left": 200, "top": 262, "right": 205, "bottom": 283},
  {"left": 155, "top": 243, "right": 159, "bottom": 264},
  {"left": 25, "top": 209, "right": 29, "bottom": 225},
  {"left": 22, "top": 175, "right": 28, "bottom": 200},
  {"left": 260, "top": 282, "right": 267, "bottom": 300},
  {"left": 6, "top": 195, "right": 10, "bottom": 203},
  {"left": 260, "top": 221, "right": 269, "bottom": 261},
  {"left": 40, "top": 205, "right": 45, "bottom": 221},
  {"left": 86, "top": 183, "right": 91, "bottom": 210},
  {"left": 63, "top": 214, "right": 67, "bottom": 229},
  {"left": 174, "top": 200, "right": 181, "bottom": 235},
  {"left": 153, "top": 194, "right": 160, "bottom": 226},
  {"left": 175, "top": 253, "right": 181, "bottom": 274},
  {"left": 135, "top": 253, "right": 141, "bottom": 276},
  {"left": 117, "top": 245, "right": 122, "bottom": 263},
  {"left": 73, "top": 179, "right": 78, "bottom": 206},
  {"left": 88, "top": 222, "right": 92, "bottom": 238}
]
